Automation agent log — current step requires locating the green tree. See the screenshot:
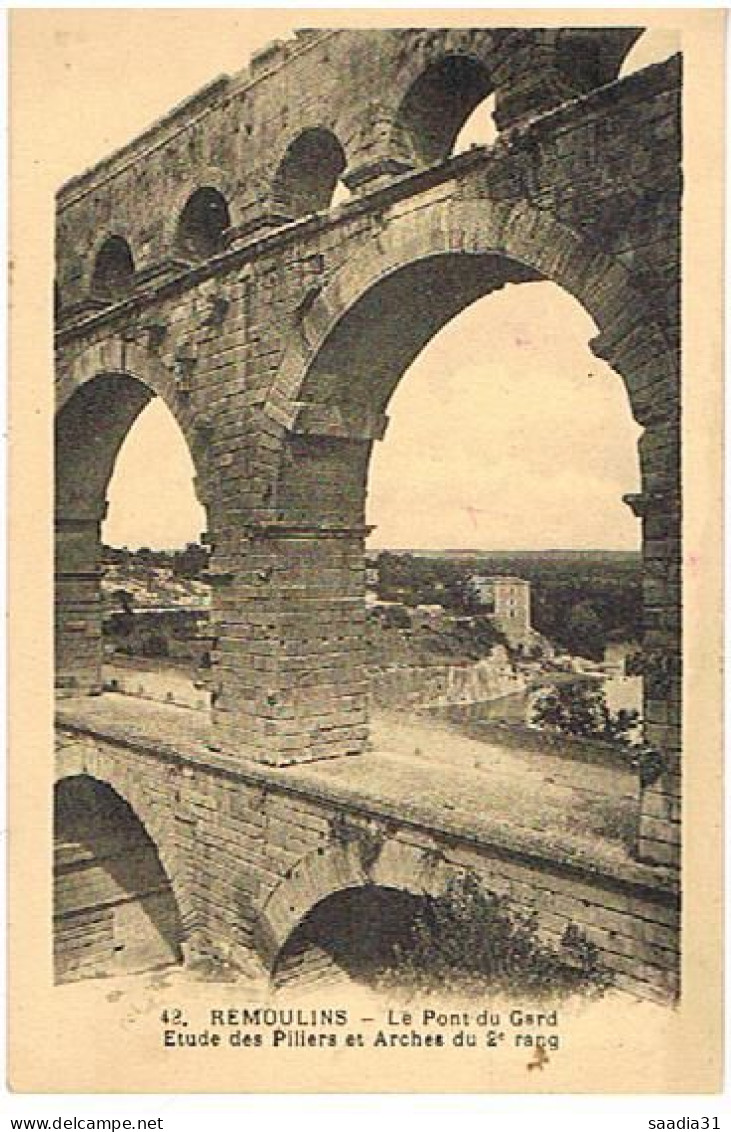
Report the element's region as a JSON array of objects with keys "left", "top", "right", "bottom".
[
  {"left": 531, "top": 681, "right": 639, "bottom": 745},
  {"left": 565, "top": 600, "right": 605, "bottom": 659},
  {"left": 376, "top": 872, "right": 610, "bottom": 999}
]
